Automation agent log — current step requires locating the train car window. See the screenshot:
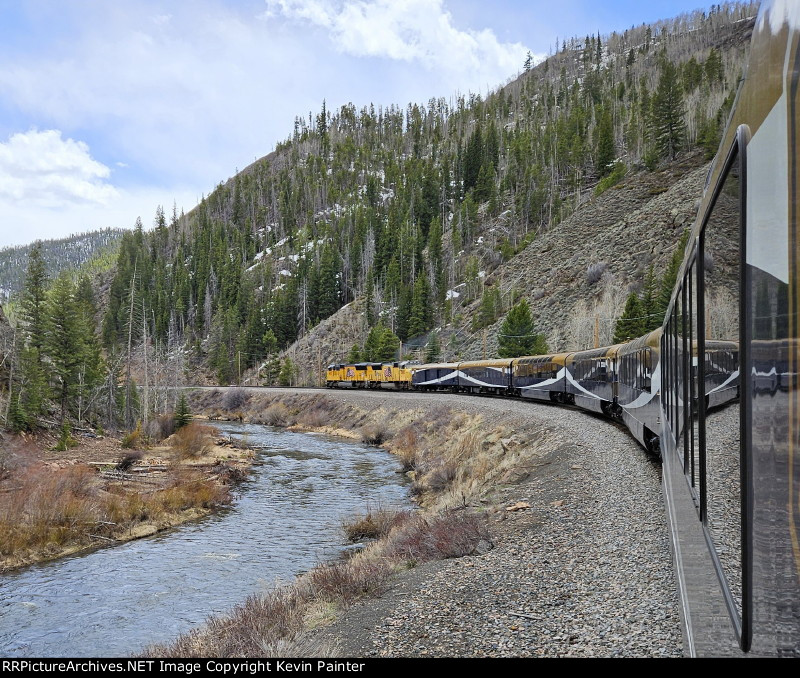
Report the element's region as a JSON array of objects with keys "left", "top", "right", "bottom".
[
  {"left": 678, "top": 282, "right": 691, "bottom": 481},
  {"left": 700, "top": 138, "right": 745, "bottom": 636},
  {"left": 664, "top": 319, "right": 672, "bottom": 429},
  {"left": 688, "top": 259, "right": 700, "bottom": 508},
  {"left": 671, "top": 295, "right": 688, "bottom": 452}
]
